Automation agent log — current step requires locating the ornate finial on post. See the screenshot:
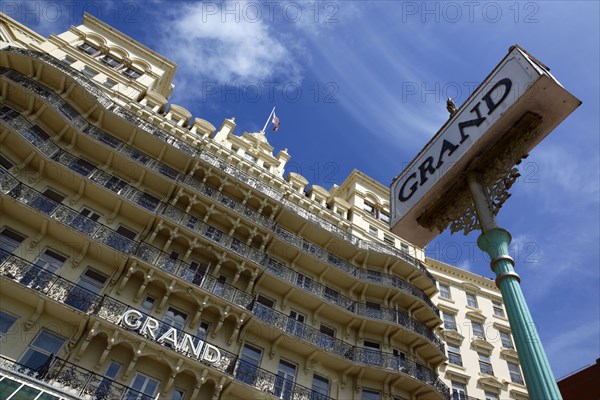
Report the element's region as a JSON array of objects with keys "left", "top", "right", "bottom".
[{"left": 446, "top": 98, "right": 458, "bottom": 117}]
